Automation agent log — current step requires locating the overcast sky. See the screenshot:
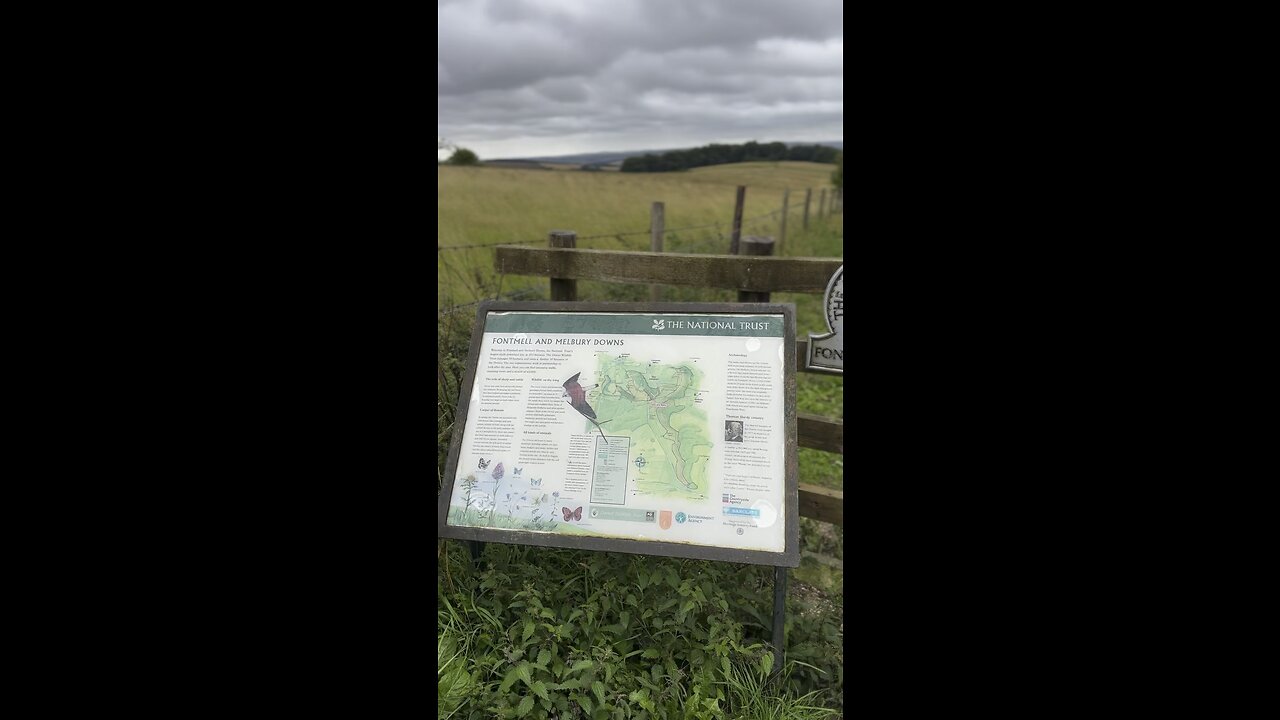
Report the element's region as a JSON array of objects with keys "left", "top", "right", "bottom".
[{"left": 438, "top": 0, "right": 843, "bottom": 160}]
